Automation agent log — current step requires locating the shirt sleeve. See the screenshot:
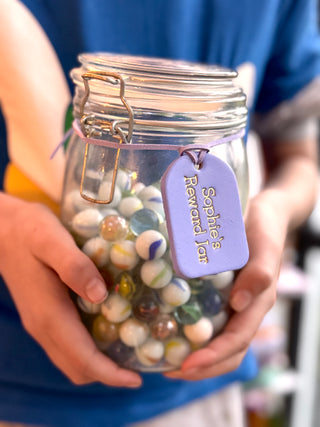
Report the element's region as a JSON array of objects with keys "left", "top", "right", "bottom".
[{"left": 255, "top": 0, "right": 320, "bottom": 114}]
